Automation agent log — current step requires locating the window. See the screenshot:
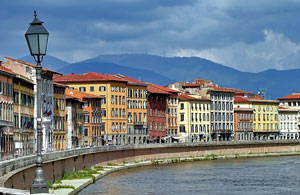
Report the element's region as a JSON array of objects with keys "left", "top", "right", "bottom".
[
  {"left": 180, "top": 113, "right": 184, "bottom": 121},
  {"left": 122, "top": 96, "right": 125, "bottom": 105},
  {"left": 90, "top": 86, "right": 94, "bottom": 92},
  {"left": 111, "top": 95, "right": 114, "bottom": 104},
  {"left": 84, "top": 128, "right": 88, "bottom": 136},
  {"left": 26, "top": 66, "right": 31, "bottom": 72},
  {"left": 99, "top": 86, "right": 106, "bottom": 91},
  {"left": 180, "top": 125, "right": 186, "bottom": 132},
  {"left": 123, "top": 109, "right": 126, "bottom": 117},
  {"left": 21, "top": 93, "right": 27, "bottom": 105},
  {"left": 79, "top": 87, "right": 86, "bottom": 92},
  {"left": 84, "top": 114, "right": 89, "bottom": 123},
  {"left": 111, "top": 109, "right": 115, "bottom": 117},
  {"left": 13, "top": 92, "right": 19, "bottom": 104},
  {"left": 180, "top": 103, "right": 184, "bottom": 110}
]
